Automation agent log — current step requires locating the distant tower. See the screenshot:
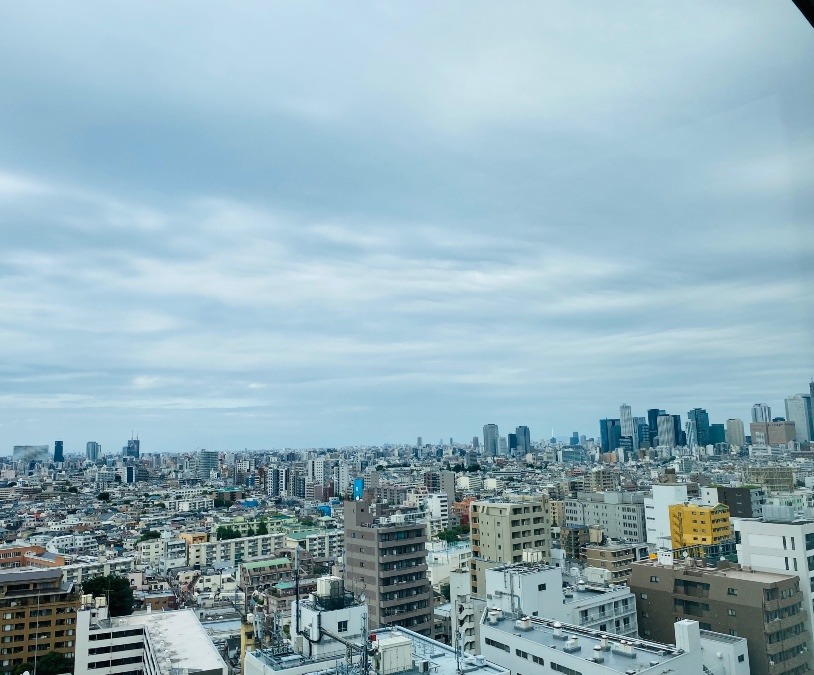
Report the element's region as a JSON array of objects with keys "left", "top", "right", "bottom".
[
  {"left": 86, "top": 442, "right": 100, "bottom": 462},
  {"left": 725, "top": 419, "right": 745, "bottom": 446},
  {"left": 483, "top": 424, "right": 499, "bottom": 456},
  {"left": 53, "top": 441, "right": 64, "bottom": 463},
  {"left": 751, "top": 403, "right": 772, "bottom": 423},
  {"left": 123, "top": 437, "right": 140, "bottom": 458},
  {"left": 197, "top": 449, "right": 220, "bottom": 480},
  {"left": 515, "top": 425, "right": 531, "bottom": 456},
  {"left": 785, "top": 395, "right": 813, "bottom": 443},
  {"left": 687, "top": 409, "right": 710, "bottom": 447}
]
